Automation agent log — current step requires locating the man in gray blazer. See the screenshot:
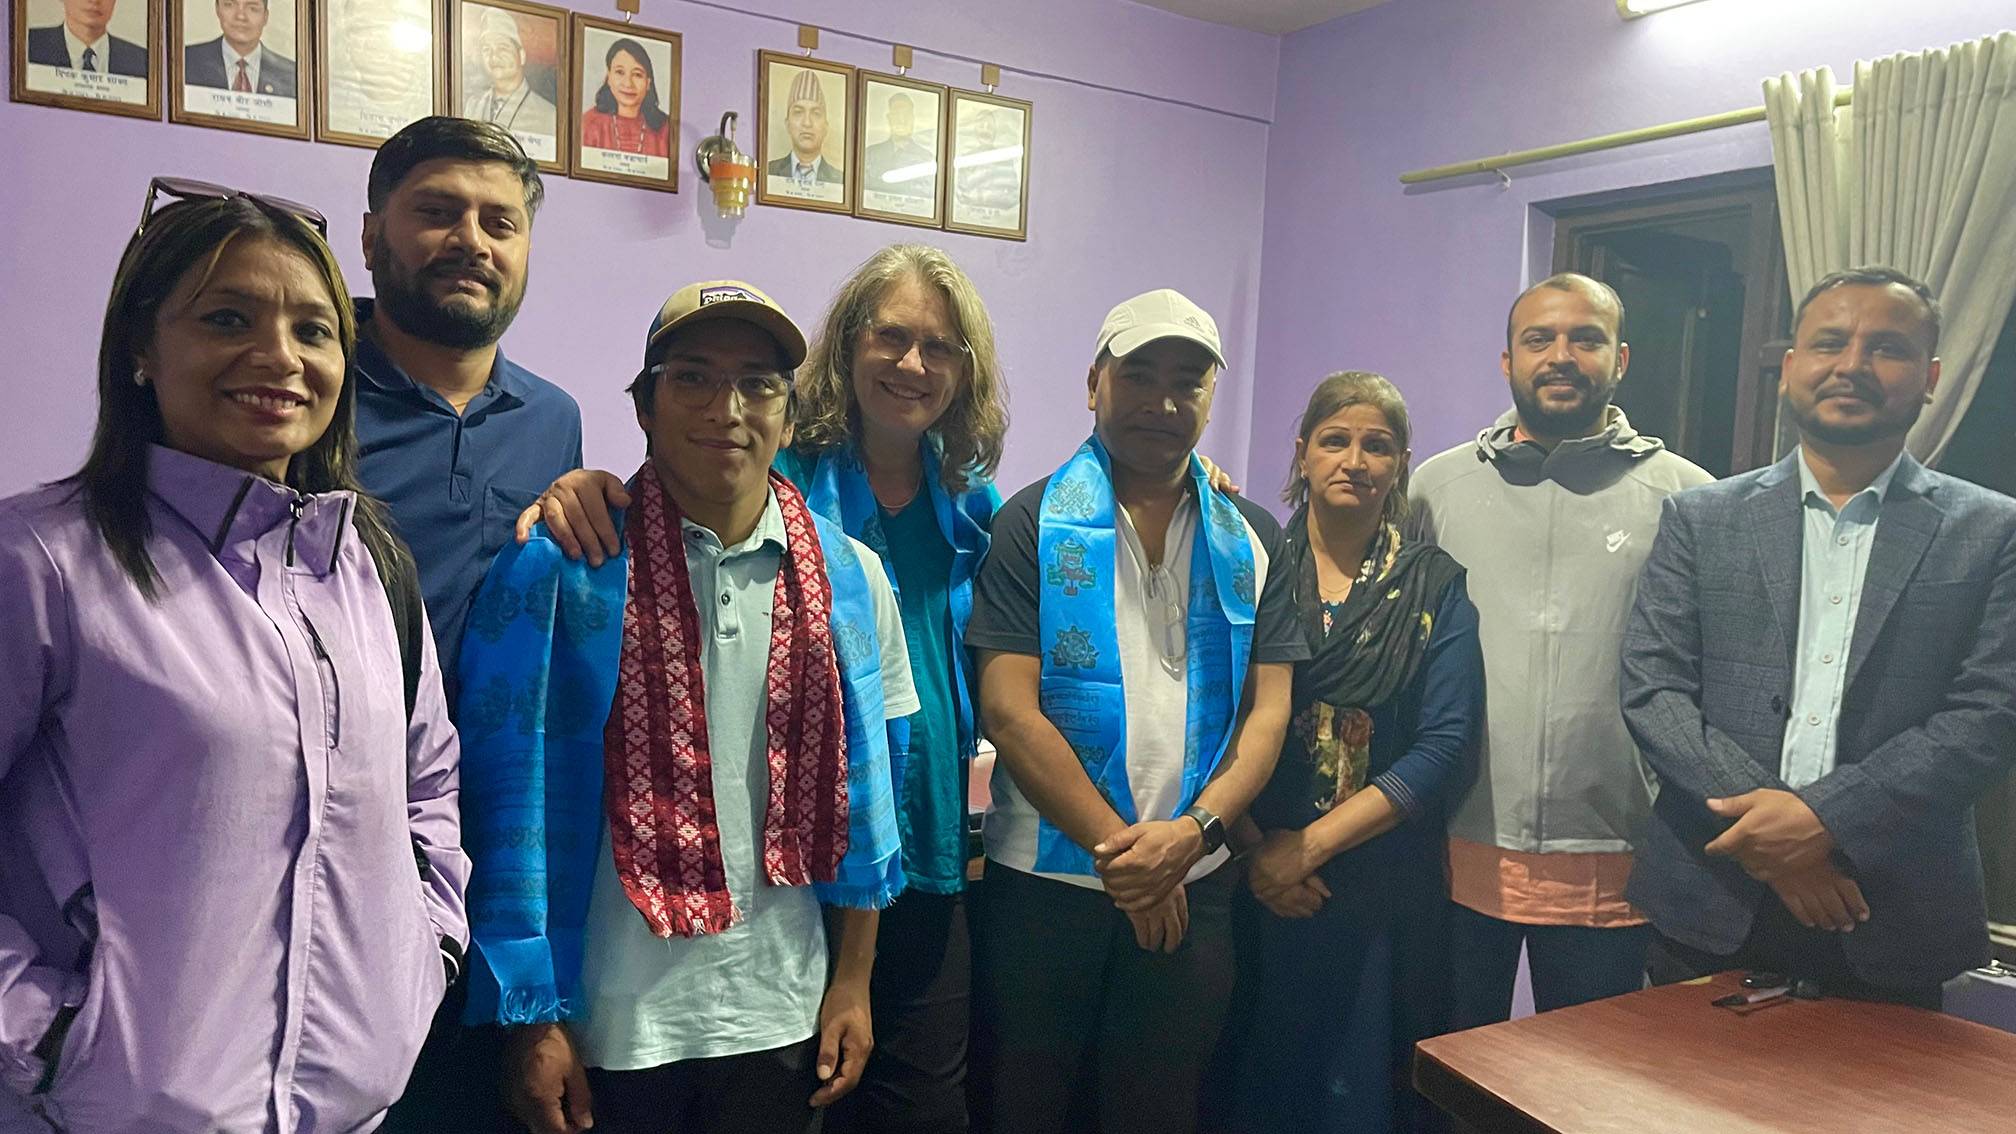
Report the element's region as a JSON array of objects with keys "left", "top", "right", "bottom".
[{"left": 1622, "top": 266, "right": 2016, "bottom": 1007}]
